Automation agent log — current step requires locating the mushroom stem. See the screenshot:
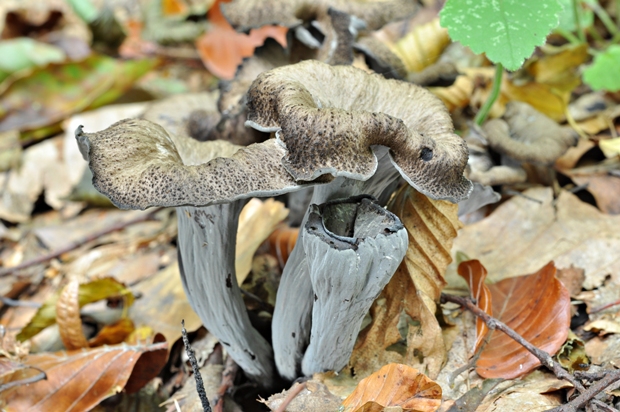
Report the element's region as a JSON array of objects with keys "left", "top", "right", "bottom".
[
  {"left": 301, "top": 196, "right": 407, "bottom": 375},
  {"left": 177, "top": 201, "right": 275, "bottom": 385},
  {"left": 272, "top": 147, "right": 400, "bottom": 379}
]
